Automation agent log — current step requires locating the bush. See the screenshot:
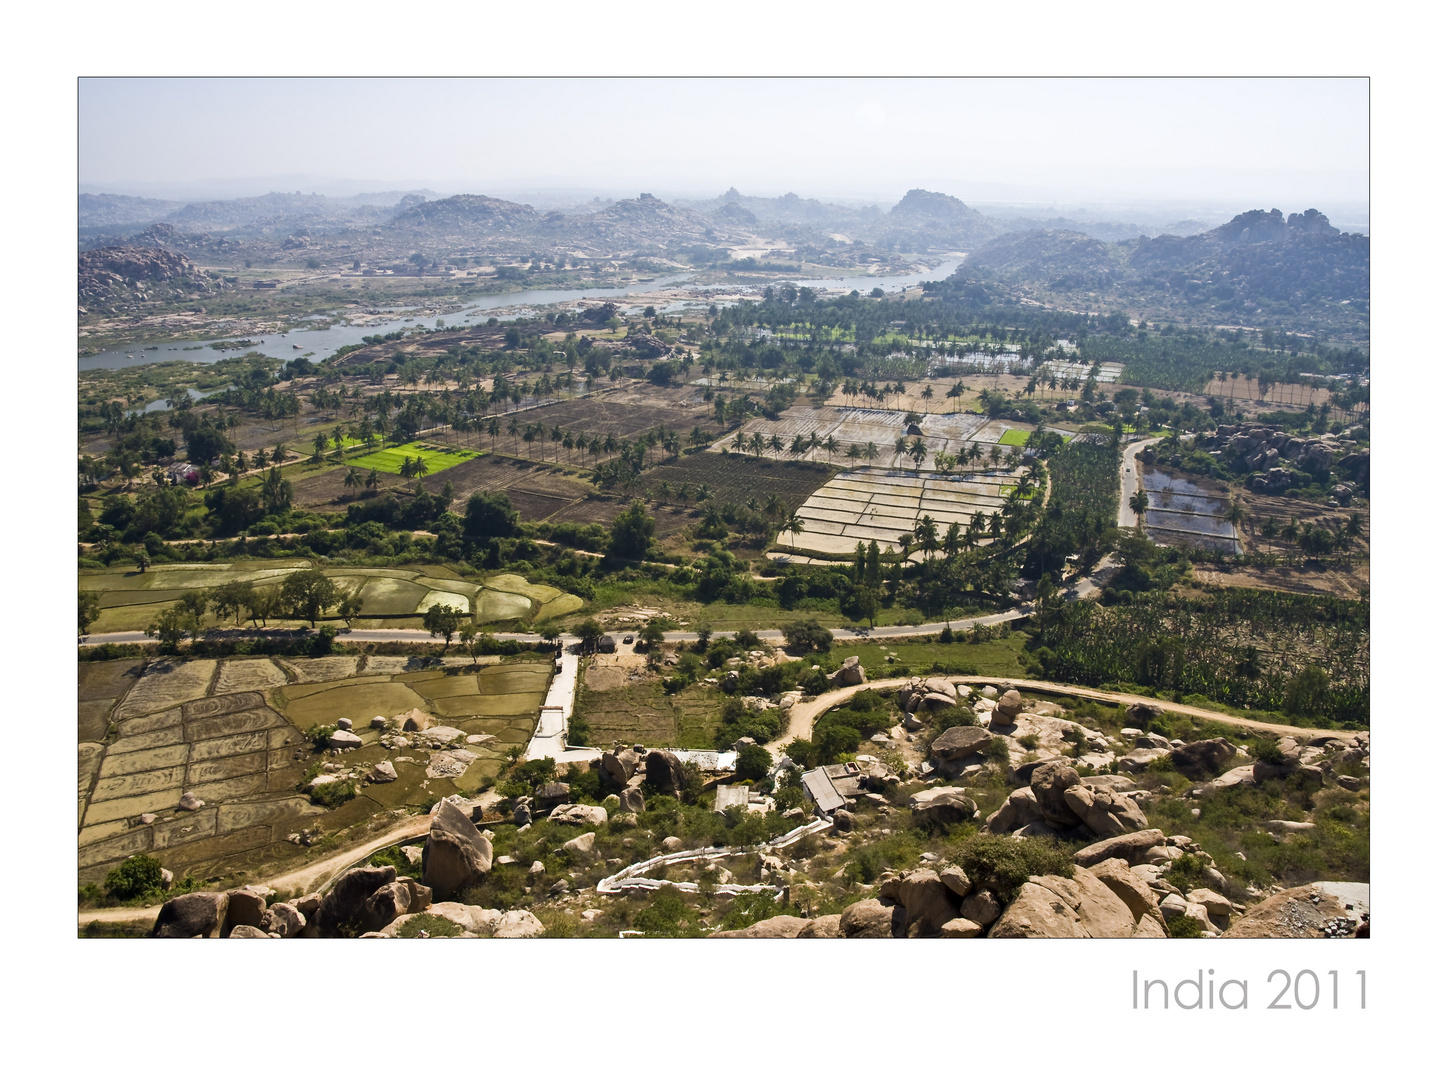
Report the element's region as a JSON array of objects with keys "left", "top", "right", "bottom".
[
  {"left": 984, "top": 737, "right": 1011, "bottom": 766},
  {"left": 941, "top": 833, "right": 1076, "bottom": 902},
  {"left": 395, "top": 913, "right": 463, "bottom": 938},
  {"left": 303, "top": 724, "right": 337, "bottom": 751},
  {"left": 311, "top": 779, "right": 356, "bottom": 808},
  {"left": 103, "top": 854, "right": 165, "bottom": 902},
  {"left": 1166, "top": 914, "right": 1204, "bottom": 938}
]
